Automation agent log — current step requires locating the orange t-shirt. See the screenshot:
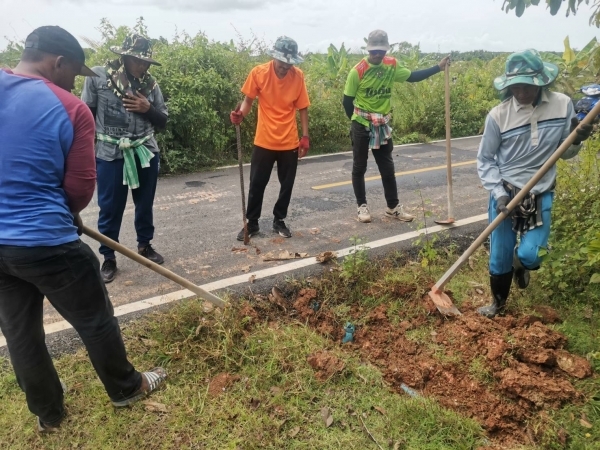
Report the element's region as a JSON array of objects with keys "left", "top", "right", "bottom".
[{"left": 242, "top": 61, "right": 310, "bottom": 150}]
